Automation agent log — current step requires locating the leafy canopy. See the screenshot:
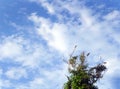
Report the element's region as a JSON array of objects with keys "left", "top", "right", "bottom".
[{"left": 63, "top": 51, "right": 107, "bottom": 89}]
